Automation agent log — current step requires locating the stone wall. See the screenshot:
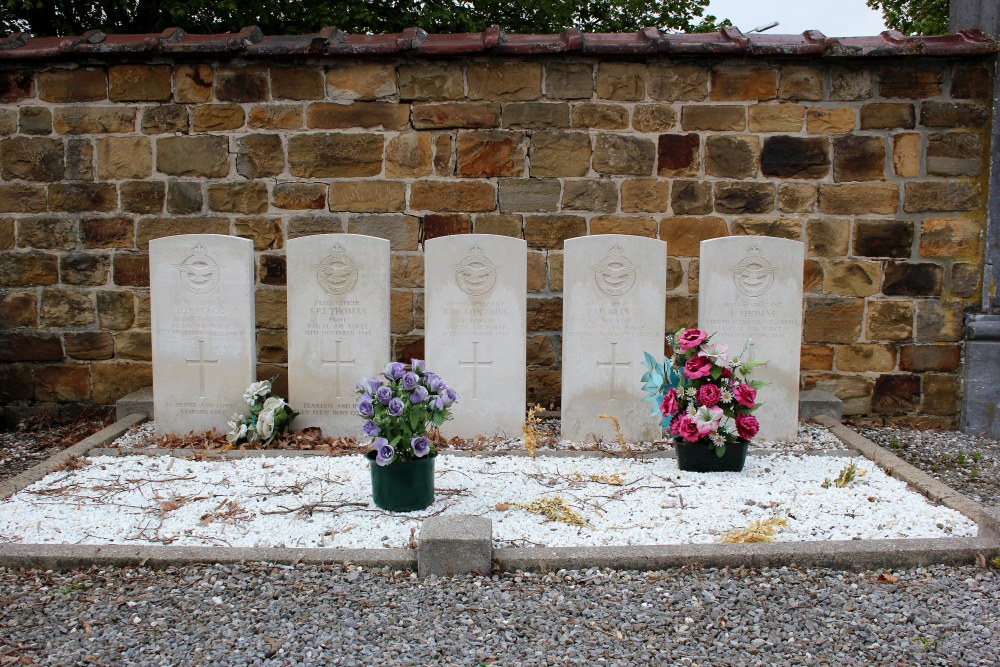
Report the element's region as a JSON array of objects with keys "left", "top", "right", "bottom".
[{"left": 0, "top": 54, "right": 994, "bottom": 427}]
